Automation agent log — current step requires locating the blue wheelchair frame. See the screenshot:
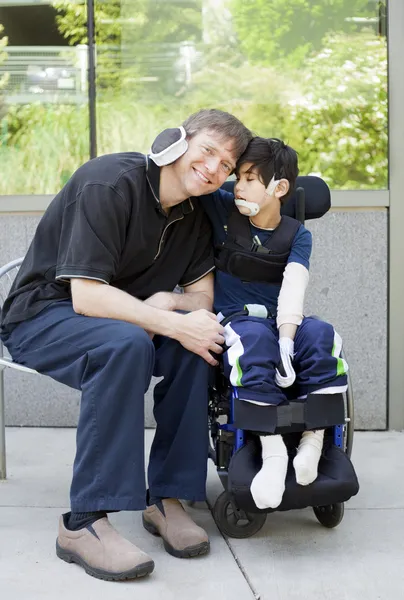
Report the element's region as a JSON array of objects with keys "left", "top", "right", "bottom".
[{"left": 208, "top": 180, "right": 355, "bottom": 537}]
